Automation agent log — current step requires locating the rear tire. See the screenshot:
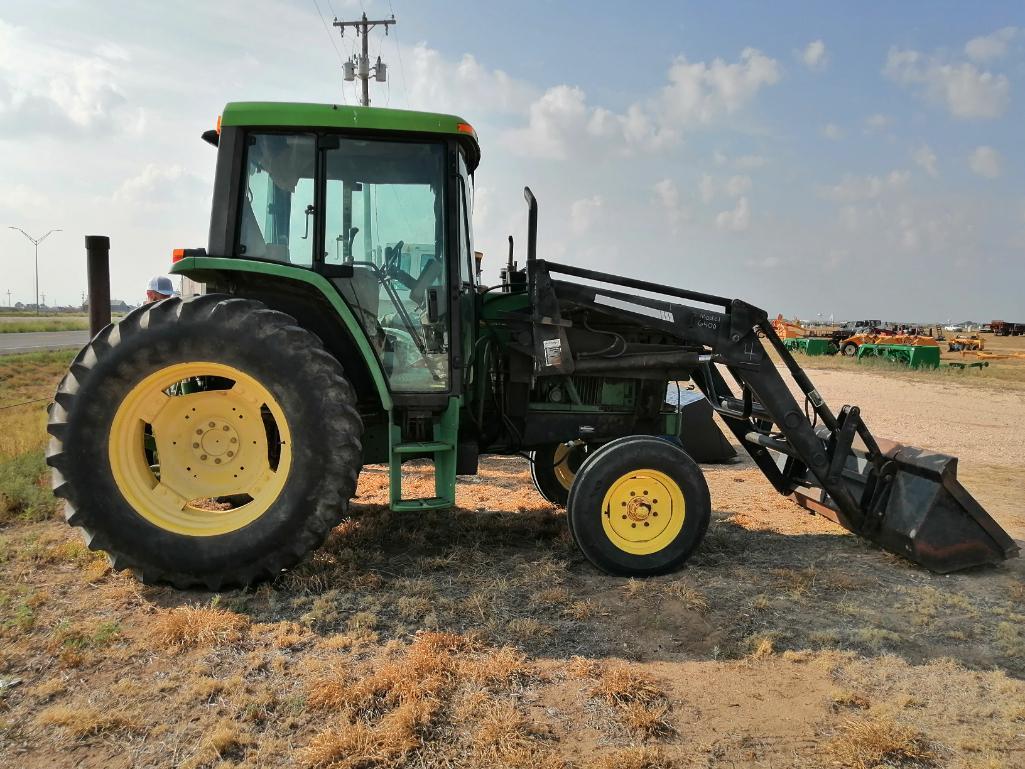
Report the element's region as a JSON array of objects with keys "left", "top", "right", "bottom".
[
  {"left": 46, "top": 295, "right": 364, "bottom": 589},
  {"left": 567, "top": 436, "right": 710, "bottom": 576}
]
